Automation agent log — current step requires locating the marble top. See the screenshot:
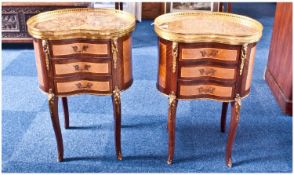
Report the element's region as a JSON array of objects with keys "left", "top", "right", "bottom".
[
  {"left": 27, "top": 8, "right": 136, "bottom": 39},
  {"left": 154, "top": 11, "right": 263, "bottom": 44},
  {"left": 158, "top": 15, "right": 258, "bottom": 36}
]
